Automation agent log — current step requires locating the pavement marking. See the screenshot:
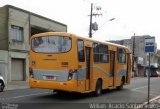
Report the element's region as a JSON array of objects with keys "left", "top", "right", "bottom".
[
  {"left": 0, "top": 92, "right": 51, "bottom": 101},
  {"left": 132, "top": 89, "right": 156, "bottom": 96},
  {"left": 132, "top": 85, "right": 148, "bottom": 91},
  {"left": 137, "top": 95, "right": 160, "bottom": 109},
  {"left": 132, "top": 85, "right": 159, "bottom": 96}
]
